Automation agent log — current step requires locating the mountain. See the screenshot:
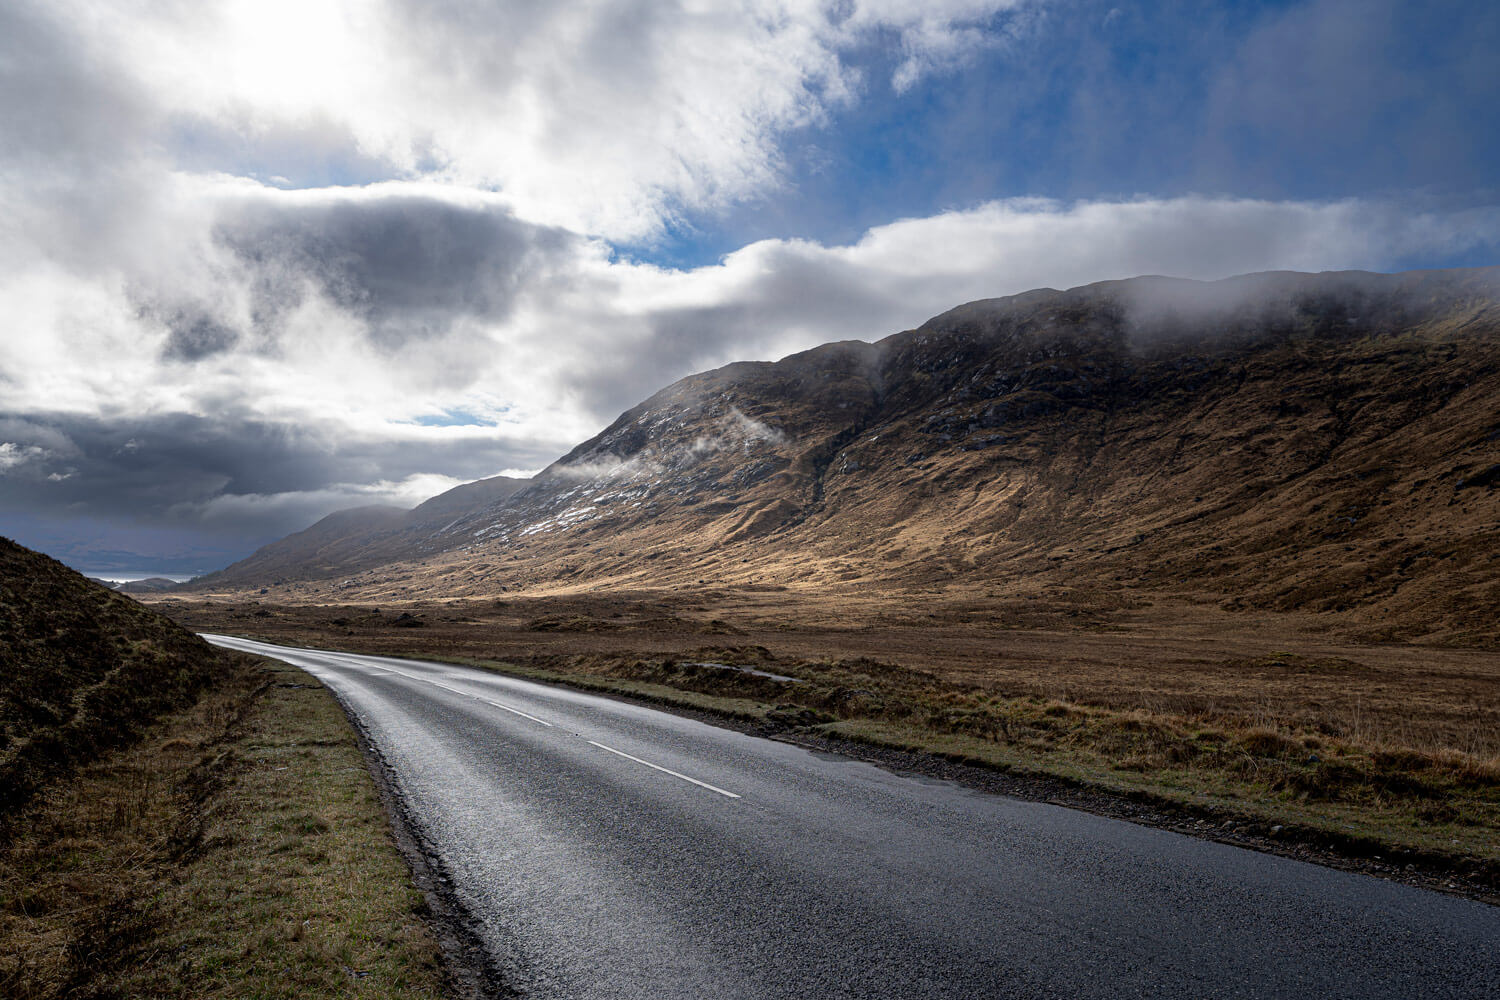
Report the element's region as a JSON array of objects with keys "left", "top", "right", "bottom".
[
  {"left": 188, "top": 267, "right": 1500, "bottom": 643},
  {"left": 407, "top": 472, "right": 531, "bottom": 522},
  {"left": 189, "top": 475, "right": 531, "bottom": 589},
  {"left": 190, "top": 505, "right": 408, "bottom": 588},
  {"left": 0, "top": 537, "right": 219, "bottom": 816}
]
